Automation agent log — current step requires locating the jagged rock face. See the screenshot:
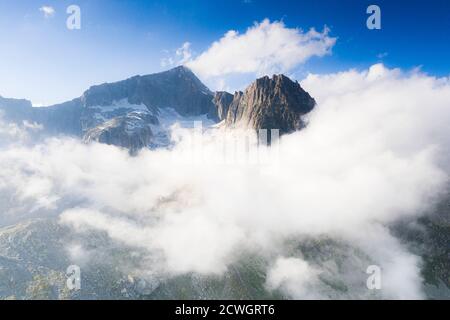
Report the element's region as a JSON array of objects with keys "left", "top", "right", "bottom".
[
  {"left": 83, "top": 111, "right": 157, "bottom": 152},
  {"left": 226, "top": 91, "right": 245, "bottom": 126},
  {"left": 0, "top": 69, "right": 316, "bottom": 151},
  {"left": 225, "top": 74, "right": 316, "bottom": 134},
  {"left": 209, "top": 91, "right": 234, "bottom": 121},
  {"left": 0, "top": 66, "right": 215, "bottom": 148},
  {"left": 81, "top": 66, "right": 214, "bottom": 117}
]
